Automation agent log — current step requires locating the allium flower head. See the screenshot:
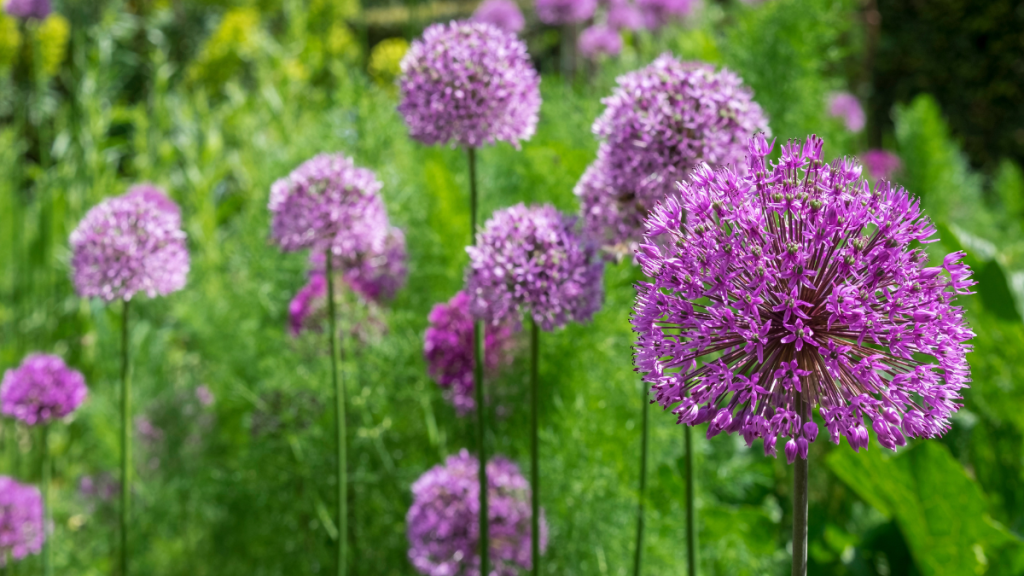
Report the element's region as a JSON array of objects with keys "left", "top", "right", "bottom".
[
  {"left": 827, "top": 91, "right": 865, "bottom": 133},
  {"left": 535, "top": 0, "right": 596, "bottom": 24},
  {"left": 407, "top": 450, "right": 547, "bottom": 576},
  {"left": 607, "top": 1, "right": 644, "bottom": 30},
  {"left": 636, "top": 0, "right": 695, "bottom": 29},
  {"left": 269, "top": 153, "right": 388, "bottom": 258},
  {"left": 578, "top": 25, "right": 622, "bottom": 59},
  {"left": 0, "top": 476, "right": 44, "bottom": 565},
  {"left": 1, "top": 354, "right": 87, "bottom": 426},
  {"left": 3, "top": 0, "right": 50, "bottom": 20},
  {"left": 424, "top": 291, "right": 518, "bottom": 415},
  {"left": 585, "top": 55, "right": 768, "bottom": 255},
  {"left": 398, "top": 21, "right": 541, "bottom": 149},
  {"left": 472, "top": 0, "right": 526, "bottom": 34},
  {"left": 289, "top": 273, "right": 328, "bottom": 336},
  {"left": 311, "top": 226, "right": 409, "bottom": 303},
  {"left": 633, "top": 134, "right": 975, "bottom": 462},
  {"left": 70, "top": 184, "right": 189, "bottom": 302},
  {"left": 466, "top": 203, "right": 605, "bottom": 331},
  {"left": 860, "top": 149, "right": 902, "bottom": 181}
]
